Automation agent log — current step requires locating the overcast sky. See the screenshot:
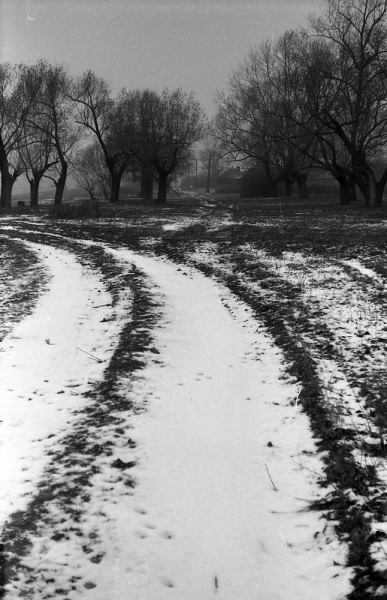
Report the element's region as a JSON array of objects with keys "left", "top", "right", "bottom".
[{"left": 1, "top": 0, "right": 320, "bottom": 118}]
